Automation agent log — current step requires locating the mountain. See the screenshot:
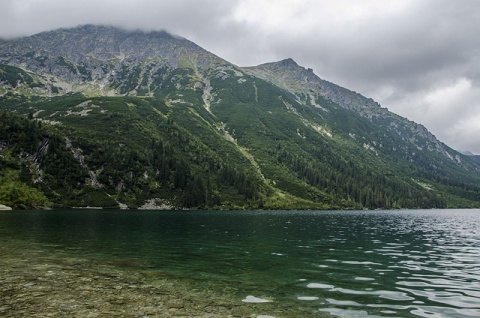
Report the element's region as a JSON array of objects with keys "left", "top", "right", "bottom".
[
  {"left": 0, "top": 25, "right": 227, "bottom": 96},
  {"left": 461, "top": 151, "right": 480, "bottom": 163},
  {"left": 246, "top": 58, "right": 453, "bottom": 158},
  {"left": 1, "top": 25, "right": 480, "bottom": 209}
]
